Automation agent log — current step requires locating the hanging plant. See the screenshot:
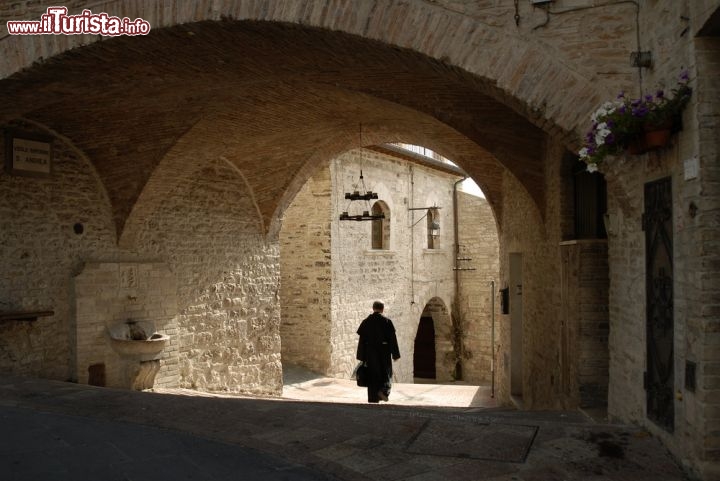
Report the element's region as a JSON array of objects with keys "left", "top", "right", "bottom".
[{"left": 579, "top": 70, "right": 692, "bottom": 172}]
